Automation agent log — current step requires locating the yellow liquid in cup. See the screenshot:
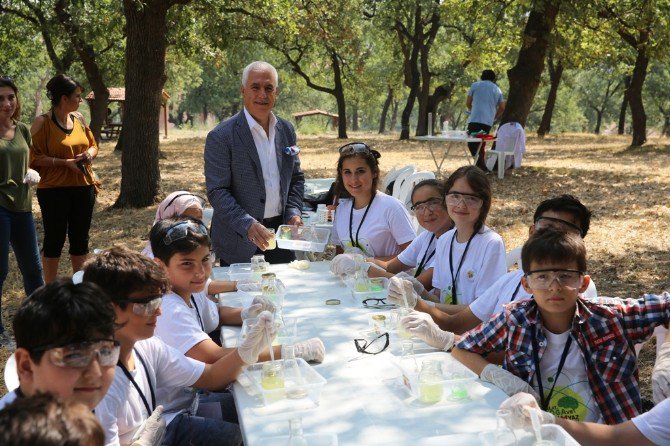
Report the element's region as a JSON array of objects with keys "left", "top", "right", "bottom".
[
  {"left": 397, "top": 319, "right": 412, "bottom": 339},
  {"left": 419, "top": 382, "right": 443, "bottom": 403},
  {"left": 267, "top": 235, "right": 277, "bottom": 250},
  {"left": 261, "top": 374, "right": 285, "bottom": 390}
]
